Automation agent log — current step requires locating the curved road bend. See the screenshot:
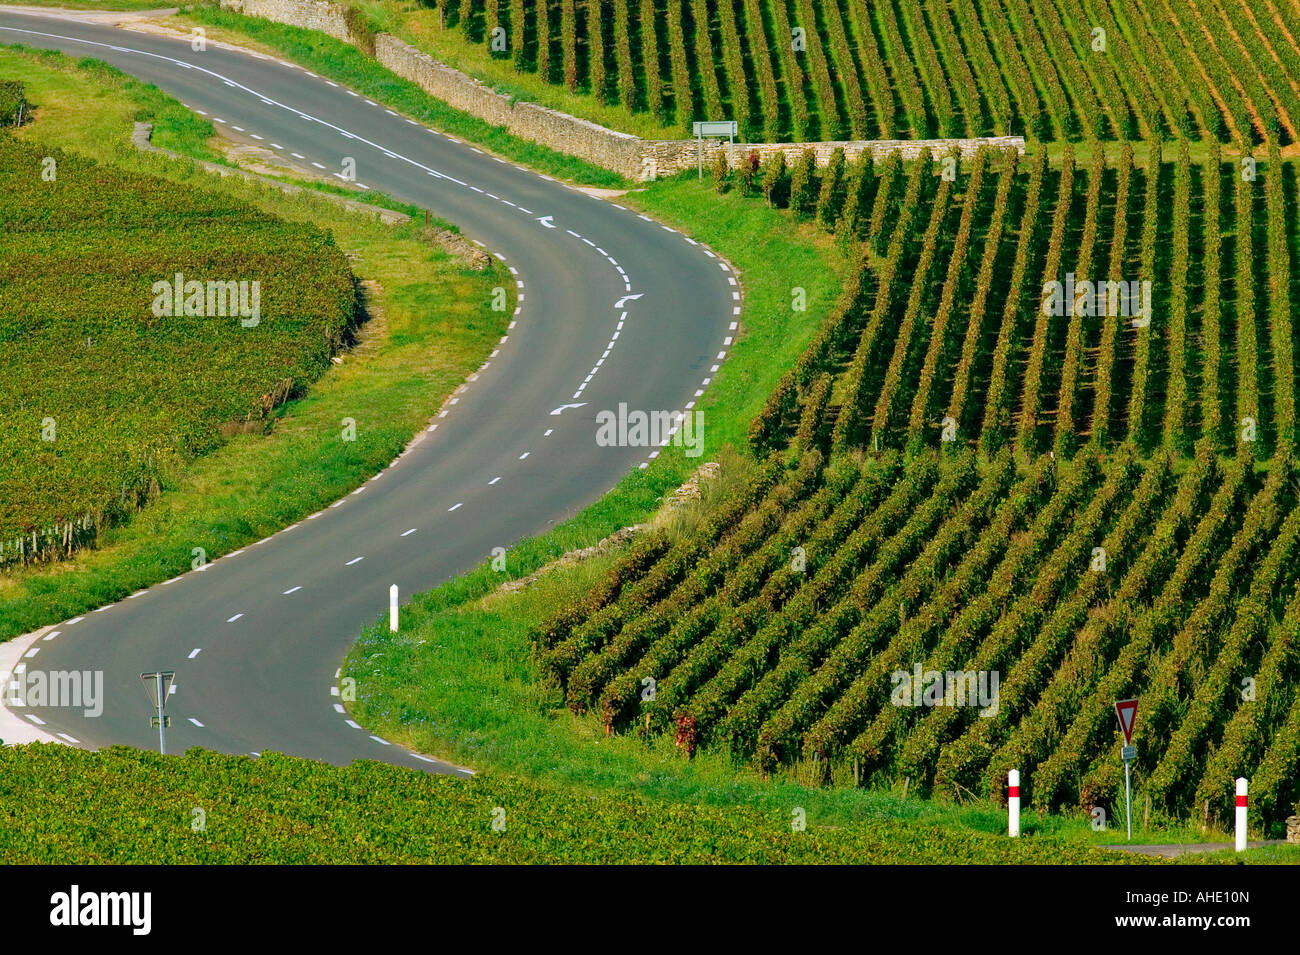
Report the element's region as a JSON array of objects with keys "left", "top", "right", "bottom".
[{"left": 0, "top": 8, "right": 738, "bottom": 773}]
